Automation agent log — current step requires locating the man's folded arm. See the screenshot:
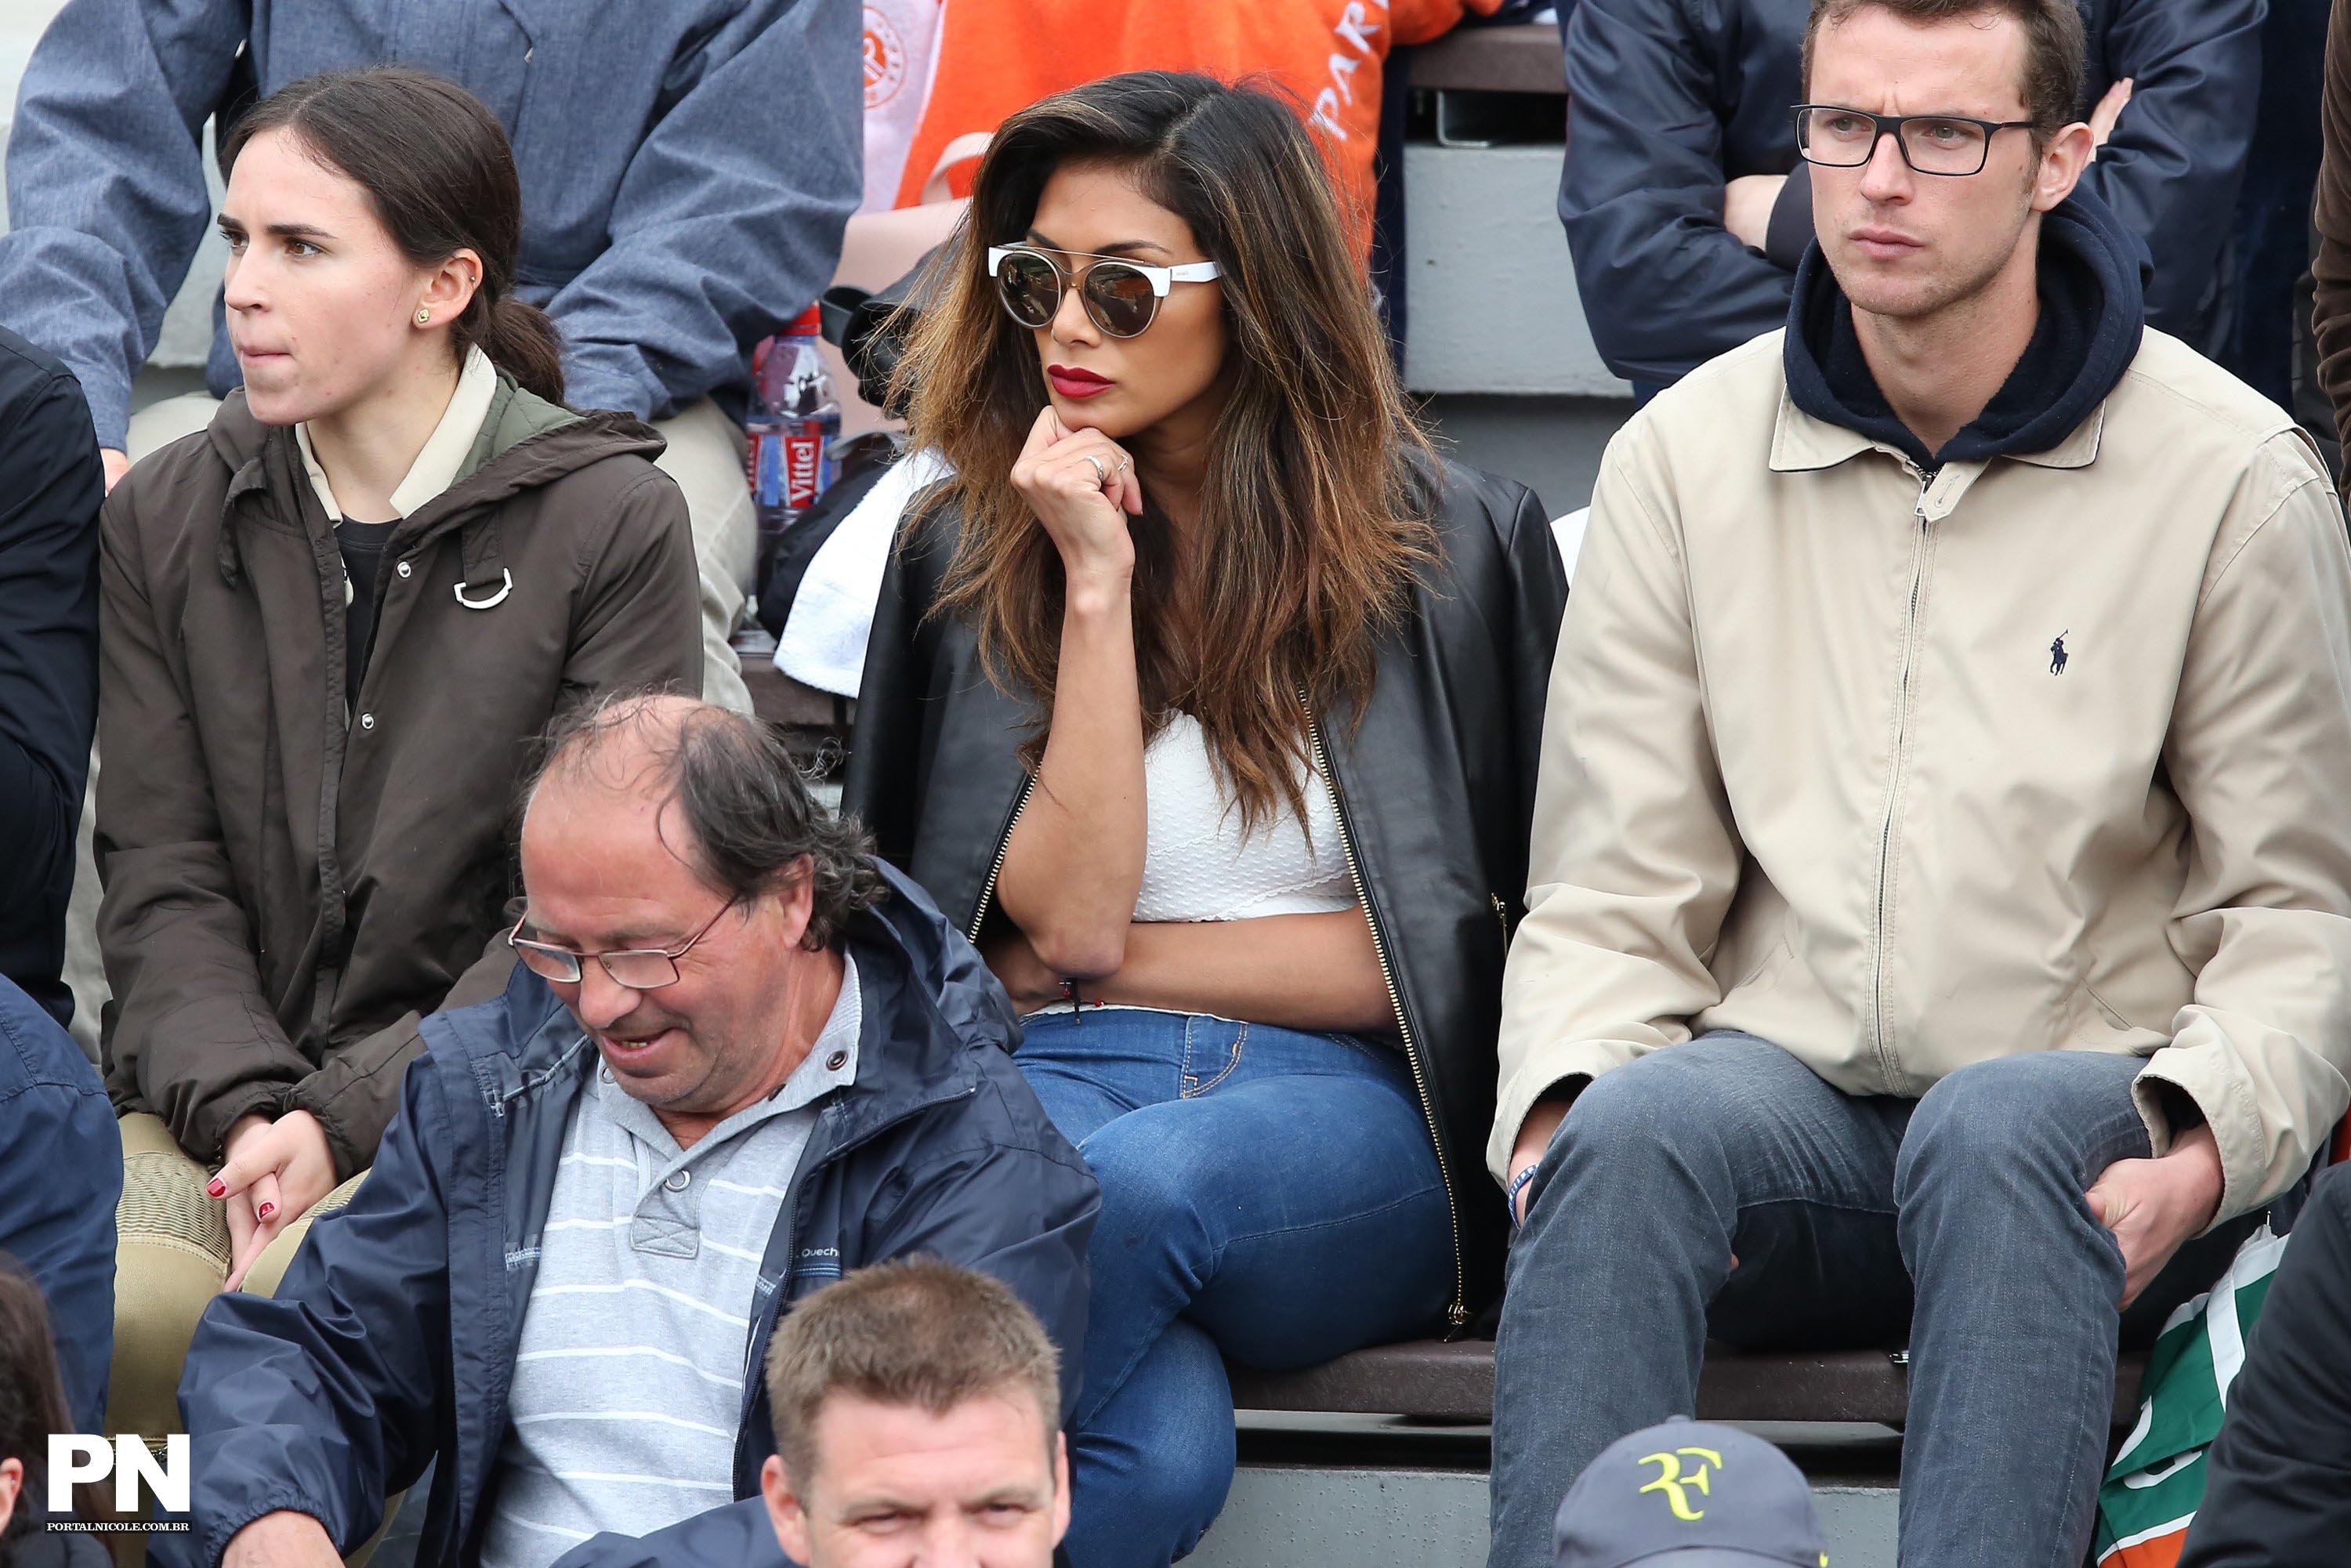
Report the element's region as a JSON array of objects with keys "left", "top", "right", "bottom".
[{"left": 1558, "top": 0, "right": 1801, "bottom": 386}]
